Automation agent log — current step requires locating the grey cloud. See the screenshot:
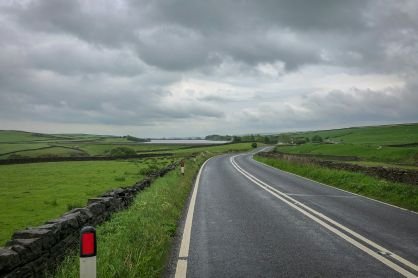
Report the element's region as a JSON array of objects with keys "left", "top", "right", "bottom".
[
  {"left": 8, "top": 0, "right": 136, "bottom": 47},
  {"left": 135, "top": 26, "right": 210, "bottom": 71},
  {"left": 0, "top": 67, "right": 224, "bottom": 126},
  {"left": 28, "top": 40, "right": 145, "bottom": 76},
  {"left": 5, "top": 0, "right": 382, "bottom": 71},
  {"left": 0, "top": 0, "right": 417, "bottom": 136},
  {"left": 240, "top": 84, "right": 418, "bottom": 132},
  {"left": 197, "top": 95, "right": 235, "bottom": 103}
]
